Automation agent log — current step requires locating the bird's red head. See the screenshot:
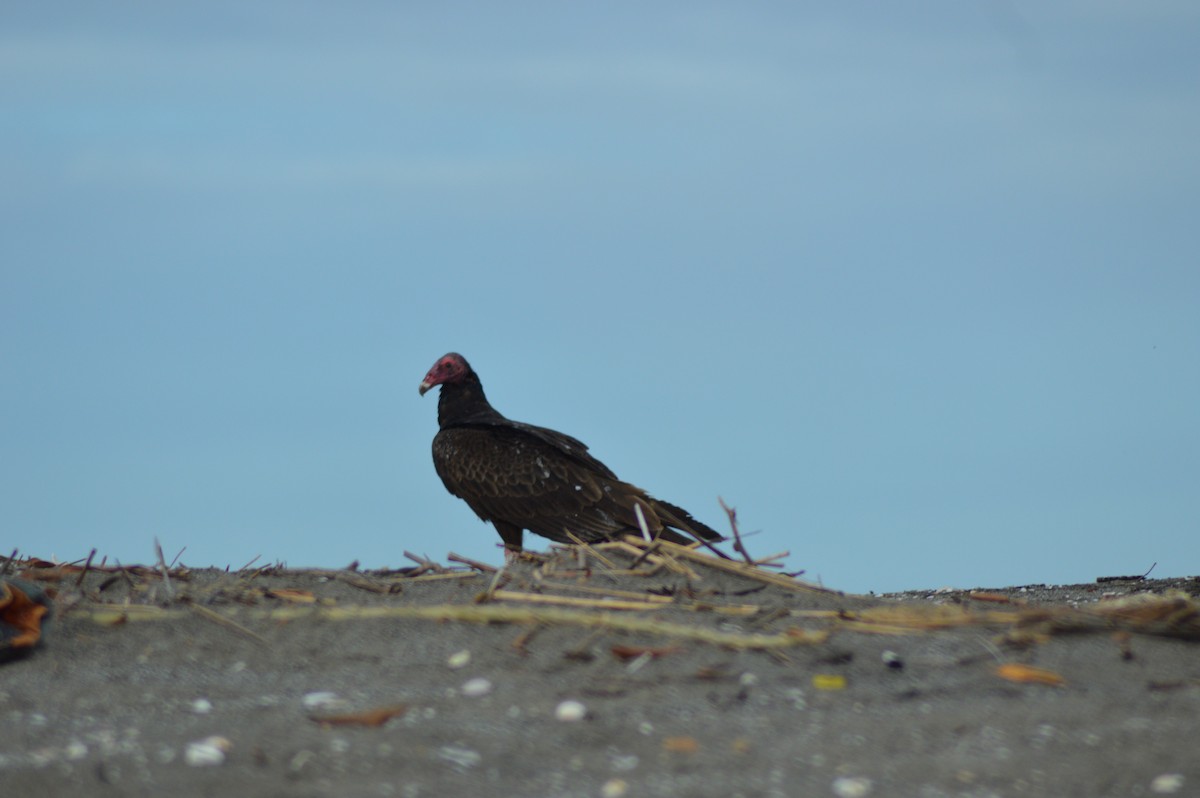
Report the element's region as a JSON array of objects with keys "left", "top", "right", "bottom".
[{"left": 419, "top": 352, "right": 471, "bottom": 396}]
